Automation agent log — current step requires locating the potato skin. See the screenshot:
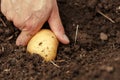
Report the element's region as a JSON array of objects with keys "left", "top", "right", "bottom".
[{"left": 27, "top": 29, "right": 59, "bottom": 61}]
